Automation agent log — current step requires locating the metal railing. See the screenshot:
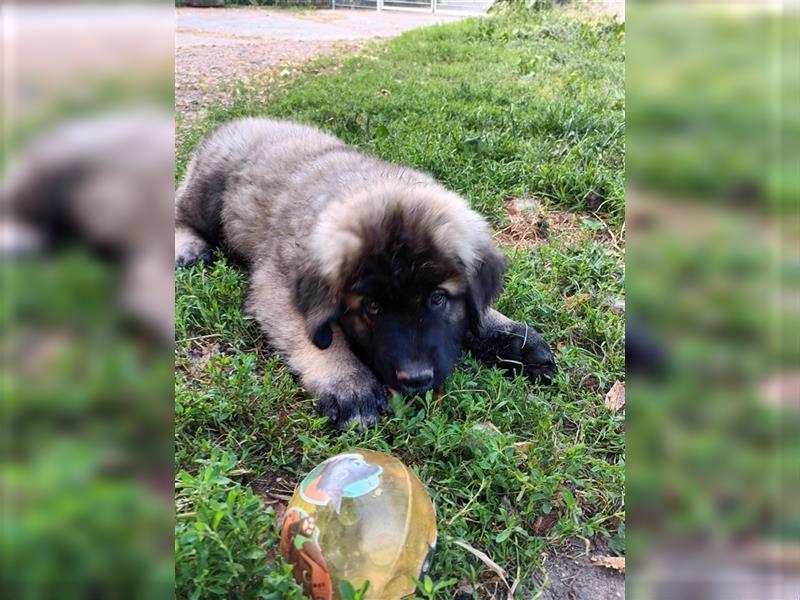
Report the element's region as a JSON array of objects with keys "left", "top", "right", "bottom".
[{"left": 332, "top": 0, "right": 490, "bottom": 14}]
